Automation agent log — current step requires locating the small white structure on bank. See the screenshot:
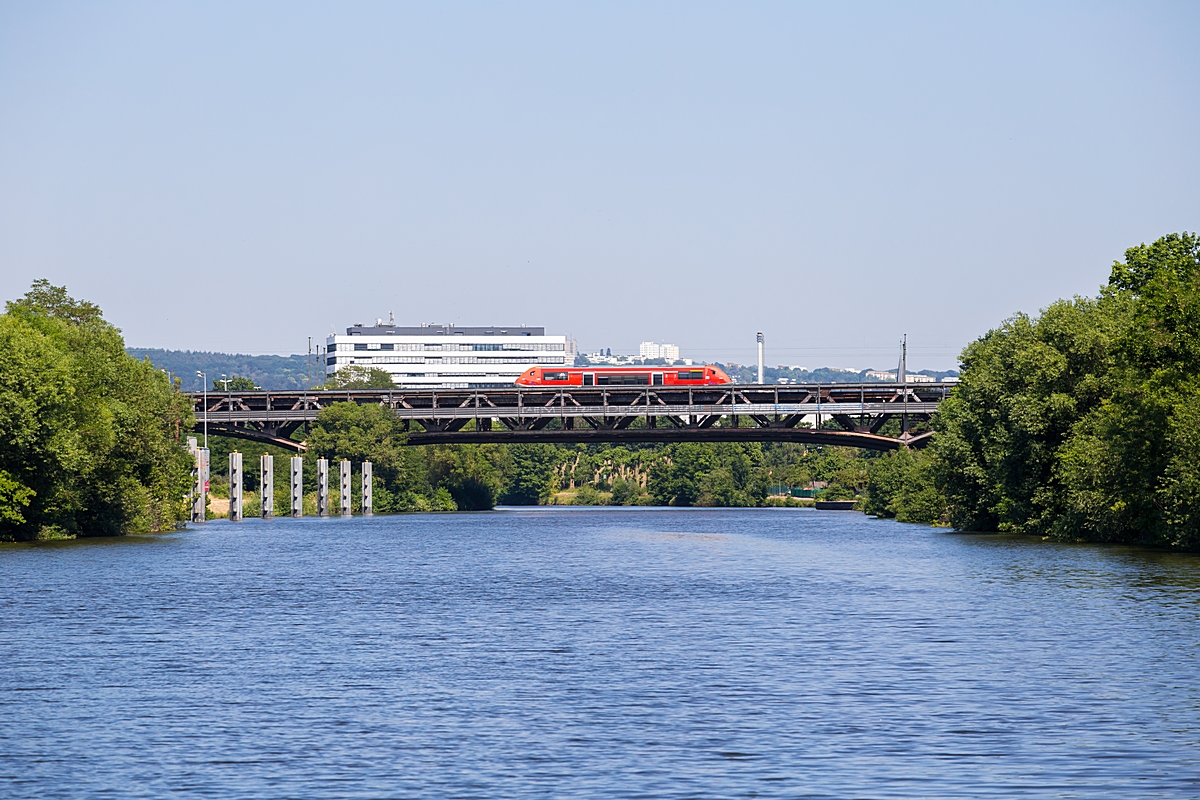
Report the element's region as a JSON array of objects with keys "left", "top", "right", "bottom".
[
  {"left": 866, "top": 368, "right": 937, "bottom": 383},
  {"left": 325, "top": 316, "right": 567, "bottom": 389}
]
